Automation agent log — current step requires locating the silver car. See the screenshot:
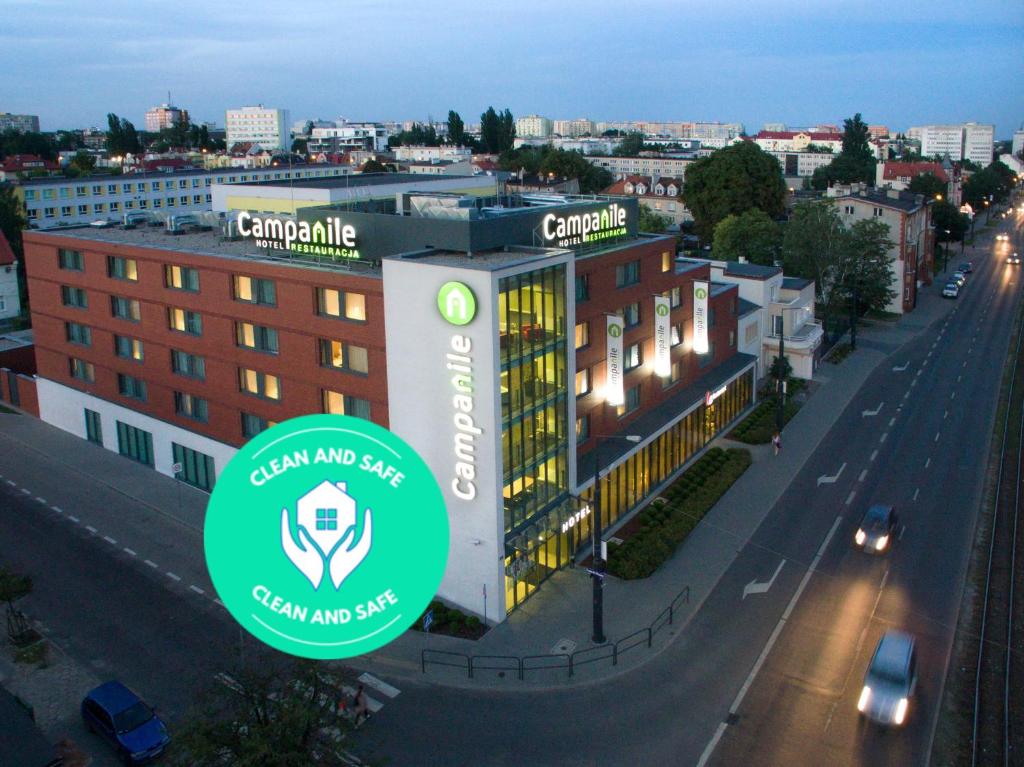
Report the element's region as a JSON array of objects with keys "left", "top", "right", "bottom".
[{"left": 858, "top": 631, "right": 918, "bottom": 726}]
